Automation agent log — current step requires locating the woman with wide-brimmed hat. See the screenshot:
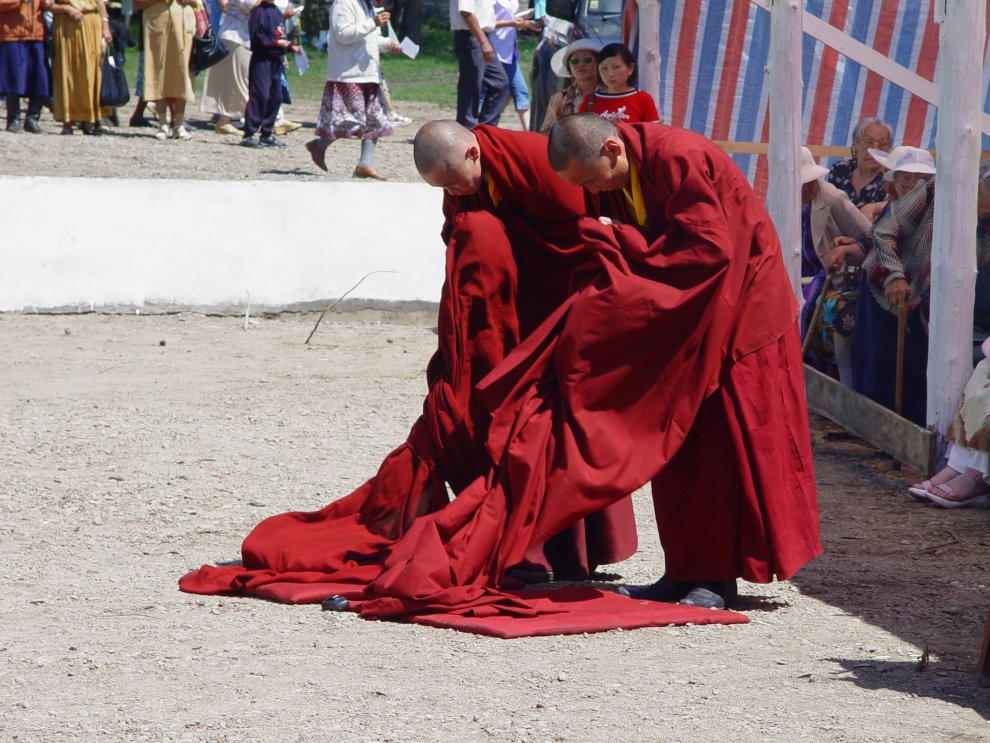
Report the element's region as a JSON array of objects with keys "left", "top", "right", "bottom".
[{"left": 538, "top": 38, "right": 600, "bottom": 135}]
